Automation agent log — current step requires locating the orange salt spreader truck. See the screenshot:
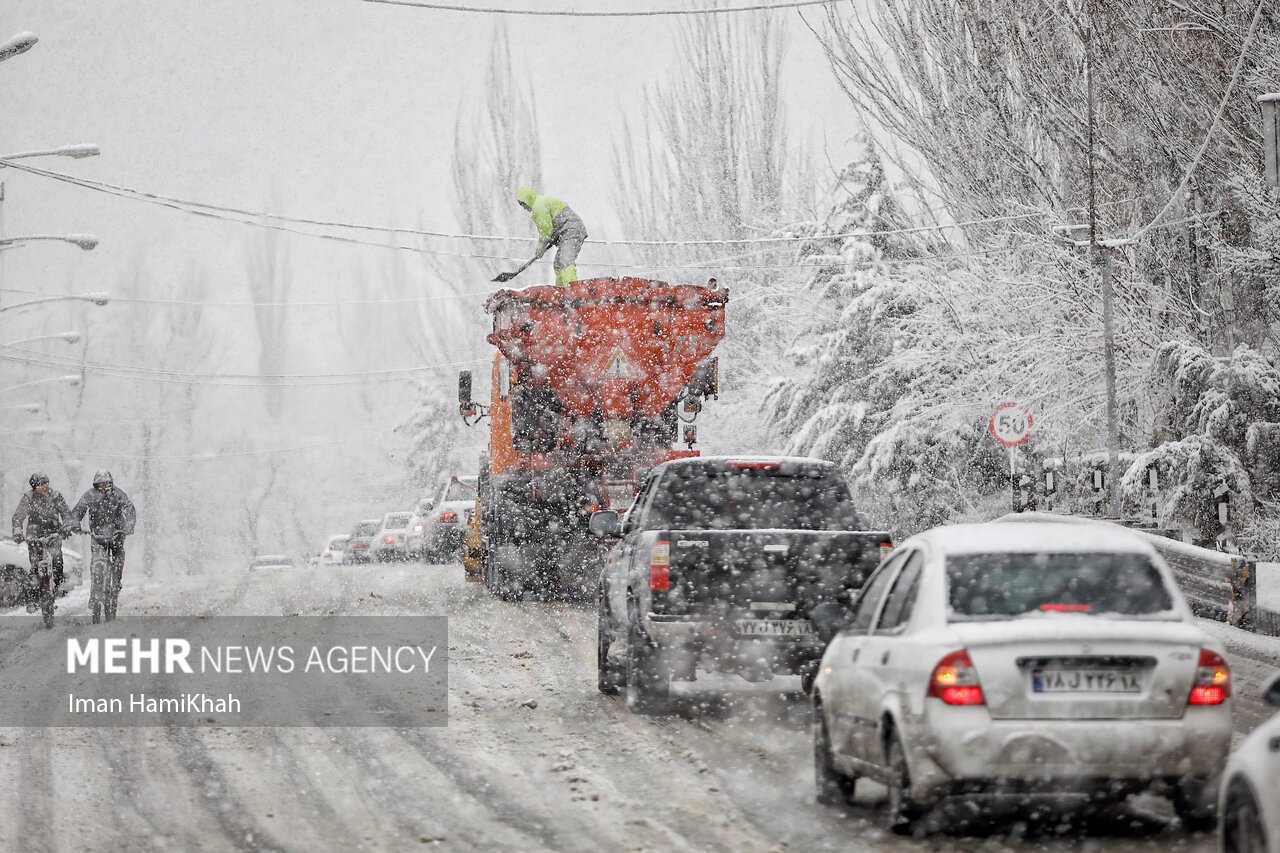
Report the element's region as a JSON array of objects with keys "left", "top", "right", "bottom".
[{"left": 458, "top": 277, "right": 728, "bottom": 599}]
